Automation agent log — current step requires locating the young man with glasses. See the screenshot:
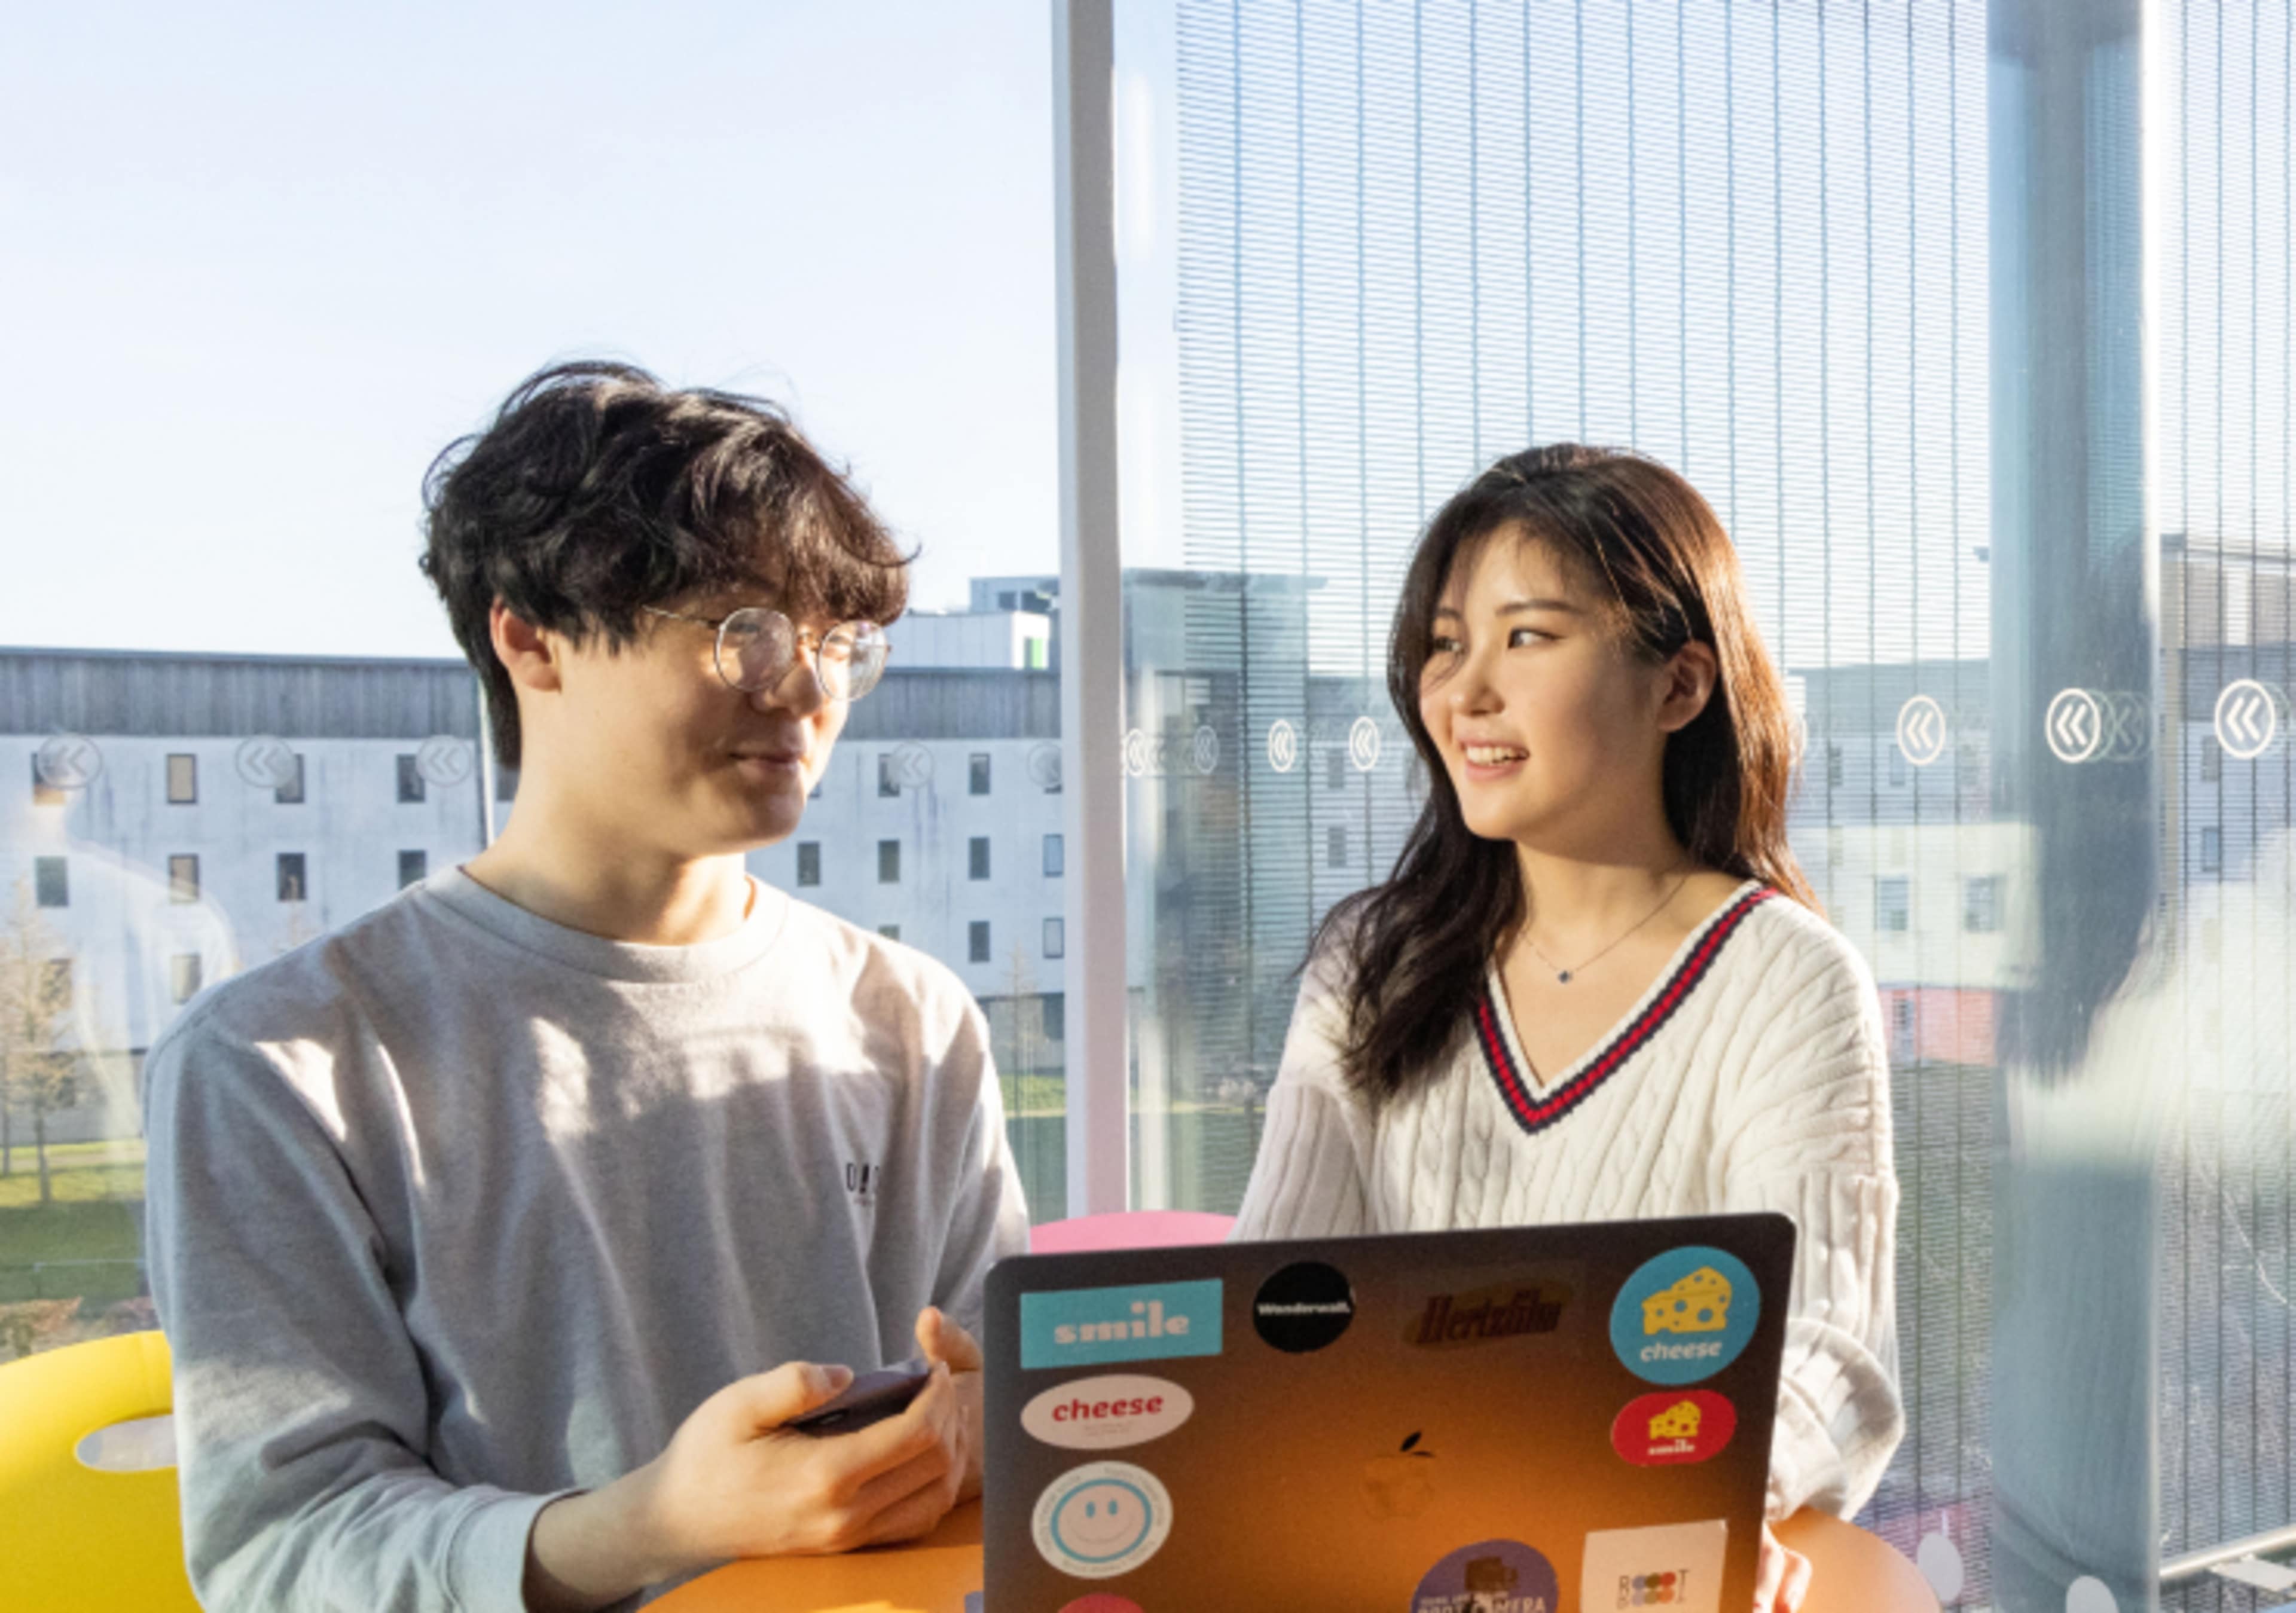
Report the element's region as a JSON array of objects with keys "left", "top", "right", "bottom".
[{"left": 142, "top": 363, "right": 1028, "bottom": 1611}]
